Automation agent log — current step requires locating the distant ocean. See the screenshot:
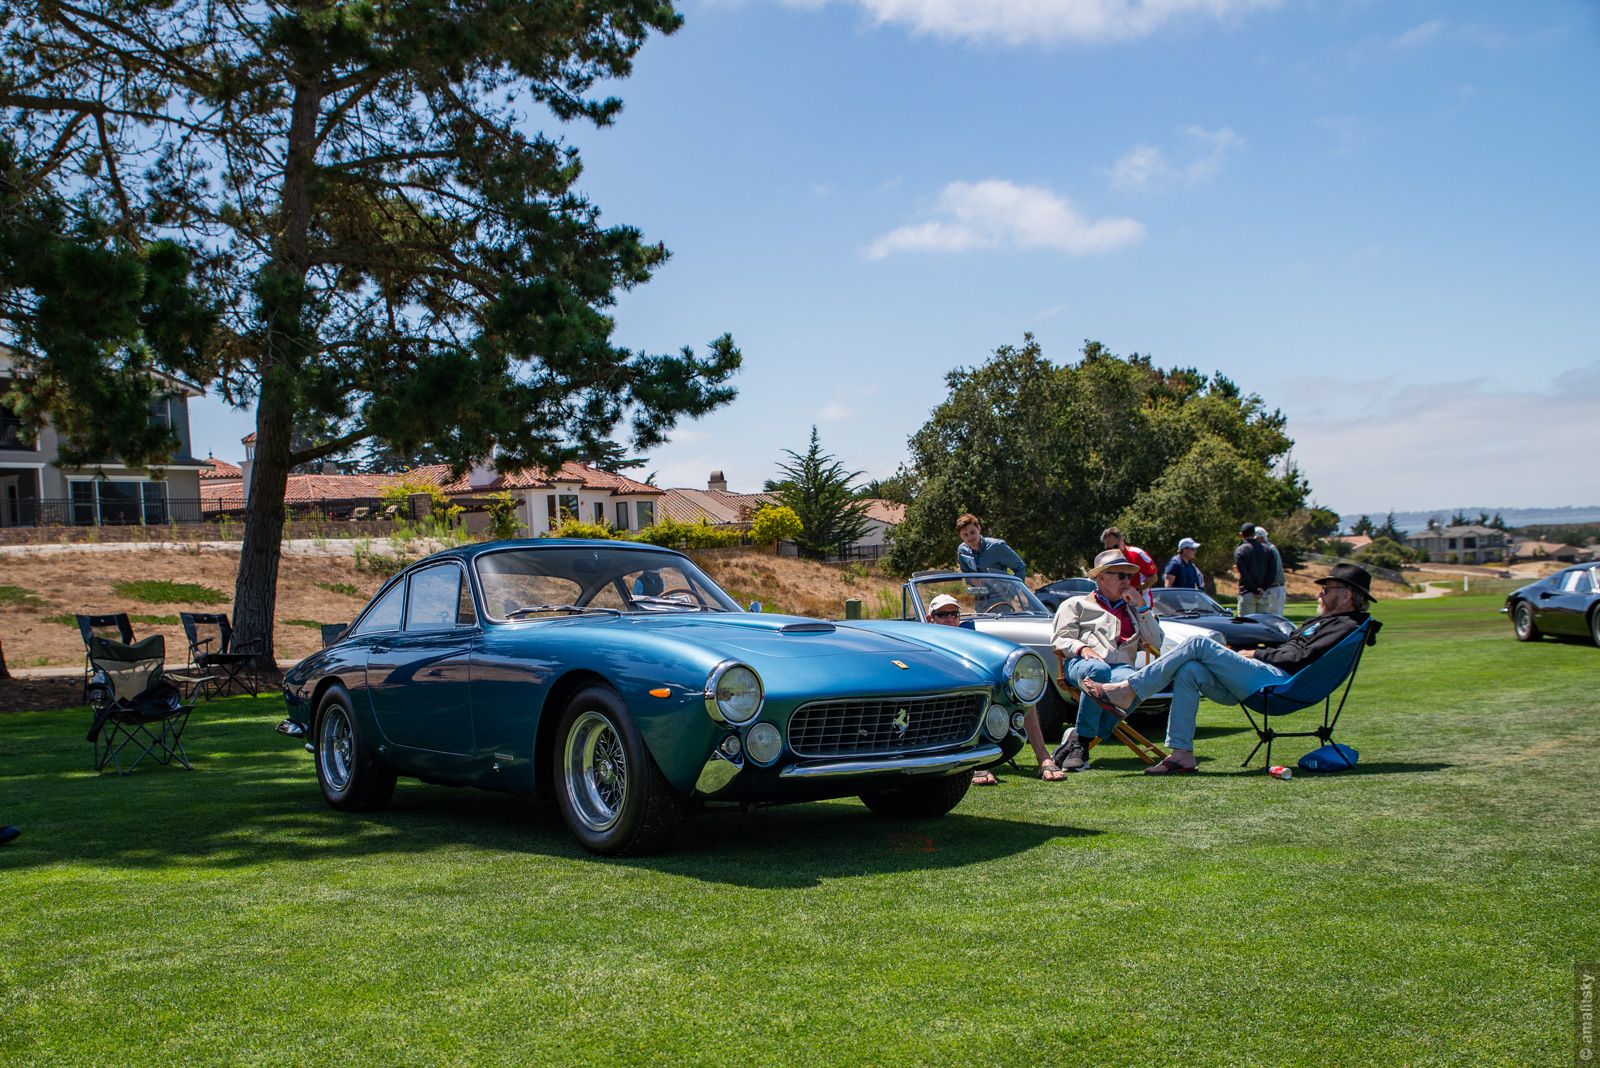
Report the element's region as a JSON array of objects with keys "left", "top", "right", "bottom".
[{"left": 1338, "top": 507, "right": 1600, "bottom": 534}]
